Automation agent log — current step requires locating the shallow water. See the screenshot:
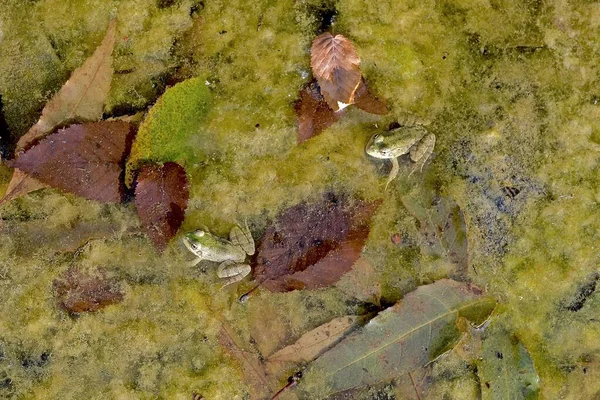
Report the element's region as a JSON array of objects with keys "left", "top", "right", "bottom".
[{"left": 1, "top": 0, "right": 600, "bottom": 399}]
